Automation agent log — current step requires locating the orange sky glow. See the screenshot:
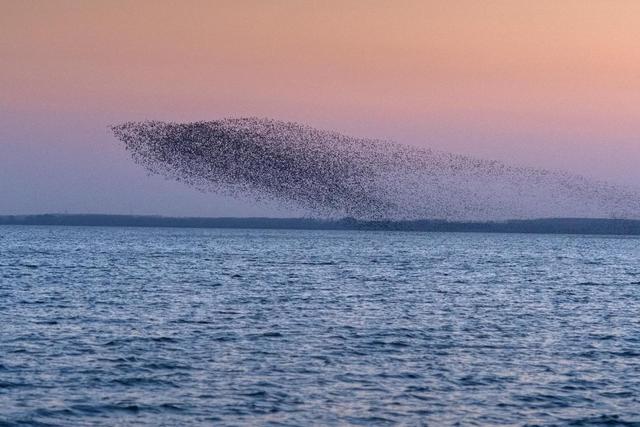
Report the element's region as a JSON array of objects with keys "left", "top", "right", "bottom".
[{"left": 1, "top": 0, "right": 639, "bottom": 215}]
